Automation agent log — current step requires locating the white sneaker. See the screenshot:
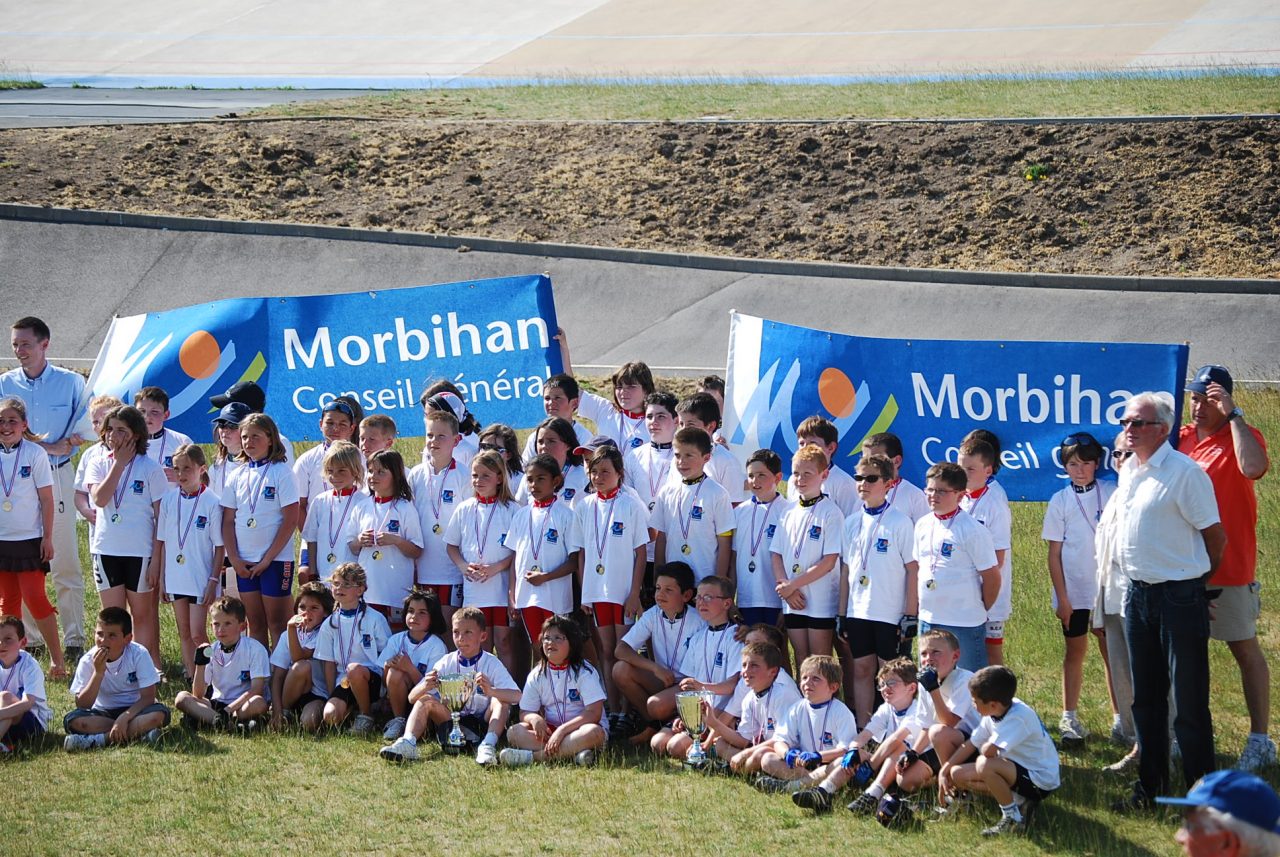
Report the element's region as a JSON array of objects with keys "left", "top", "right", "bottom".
[
  {"left": 1237, "top": 737, "right": 1278, "bottom": 772},
  {"left": 382, "top": 716, "right": 407, "bottom": 741},
  {"left": 499, "top": 747, "right": 534, "bottom": 767},
  {"left": 475, "top": 742, "right": 498, "bottom": 766},
  {"left": 348, "top": 713, "right": 377, "bottom": 736},
  {"left": 64, "top": 733, "right": 103, "bottom": 752},
  {"left": 1105, "top": 748, "right": 1141, "bottom": 774},
  {"left": 1059, "top": 712, "right": 1088, "bottom": 744},
  {"left": 379, "top": 736, "right": 418, "bottom": 762},
  {"left": 1110, "top": 717, "right": 1129, "bottom": 746},
  {"left": 142, "top": 728, "right": 162, "bottom": 745}
]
